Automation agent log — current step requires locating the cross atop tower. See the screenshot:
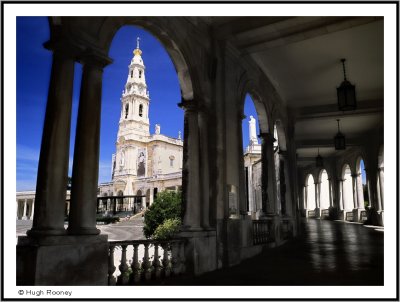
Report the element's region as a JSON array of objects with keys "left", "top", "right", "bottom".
[{"left": 136, "top": 37, "right": 140, "bottom": 49}]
